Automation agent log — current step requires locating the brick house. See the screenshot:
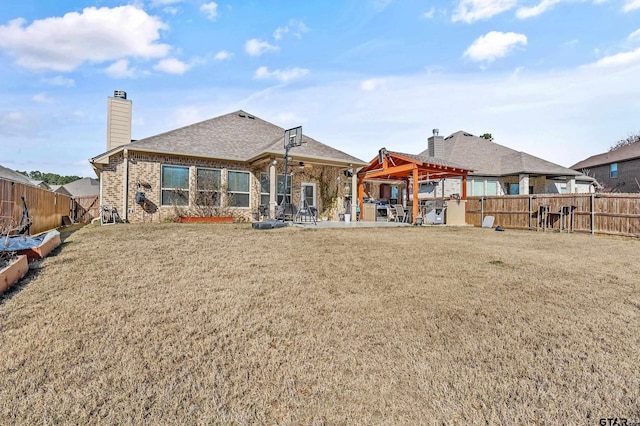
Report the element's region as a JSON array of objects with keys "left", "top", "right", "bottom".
[
  {"left": 90, "top": 92, "right": 366, "bottom": 223},
  {"left": 571, "top": 143, "right": 640, "bottom": 193},
  {"left": 416, "top": 130, "right": 597, "bottom": 199}
]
